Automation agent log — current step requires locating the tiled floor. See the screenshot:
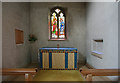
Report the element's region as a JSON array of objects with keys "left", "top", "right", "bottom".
[{"left": 4, "top": 63, "right": 112, "bottom": 81}]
